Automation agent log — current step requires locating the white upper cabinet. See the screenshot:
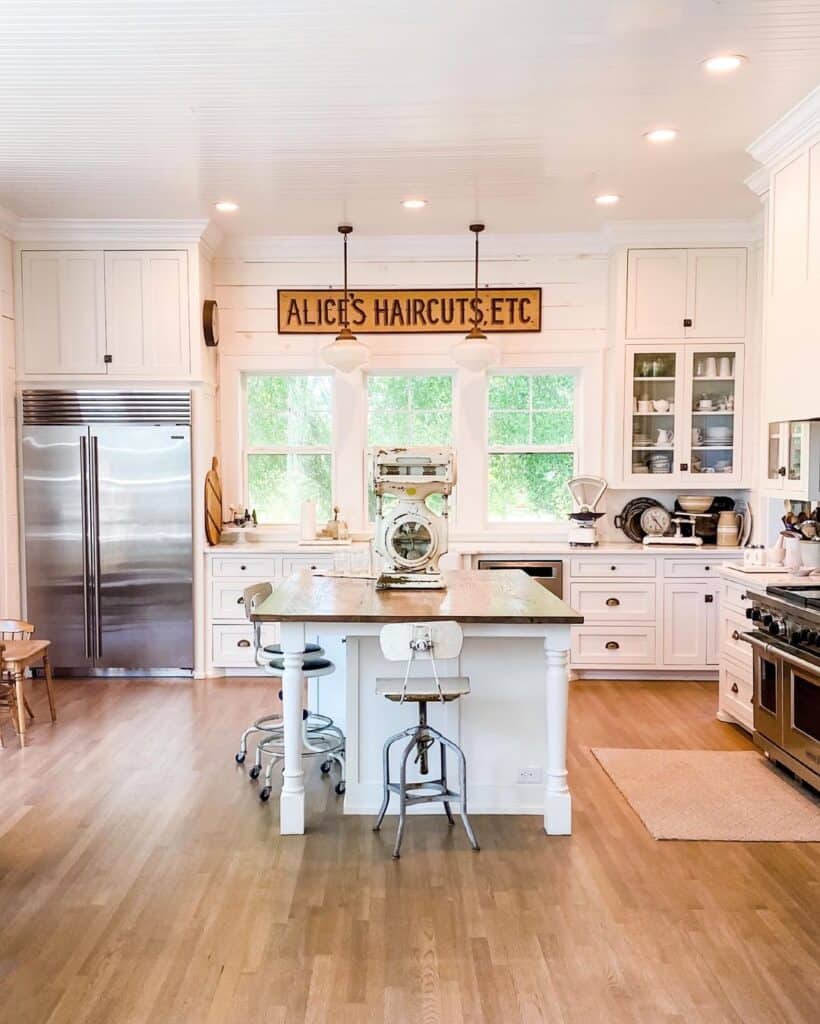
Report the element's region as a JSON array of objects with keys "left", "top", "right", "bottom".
[
  {"left": 21, "top": 251, "right": 106, "bottom": 374},
  {"left": 105, "top": 251, "right": 189, "bottom": 377},
  {"left": 626, "top": 248, "right": 747, "bottom": 340}
]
